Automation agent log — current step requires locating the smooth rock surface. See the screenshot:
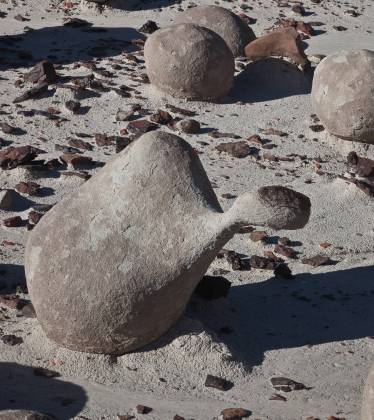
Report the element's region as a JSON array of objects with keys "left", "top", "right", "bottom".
[
  {"left": 144, "top": 24, "right": 235, "bottom": 100},
  {"left": 311, "top": 49, "right": 374, "bottom": 143},
  {"left": 174, "top": 5, "right": 255, "bottom": 57},
  {"left": 25, "top": 131, "right": 310, "bottom": 355}
]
